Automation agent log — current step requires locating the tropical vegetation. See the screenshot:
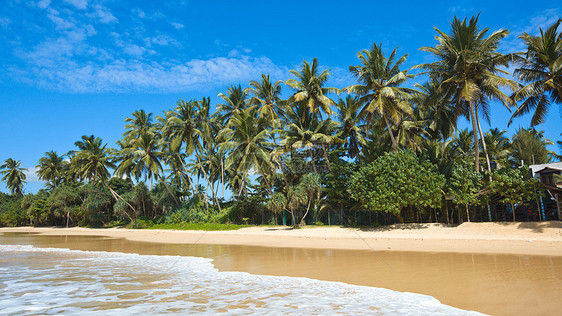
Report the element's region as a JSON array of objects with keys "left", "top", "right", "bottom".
[{"left": 1, "top": 16, "right": 561, "bottom": 228}]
